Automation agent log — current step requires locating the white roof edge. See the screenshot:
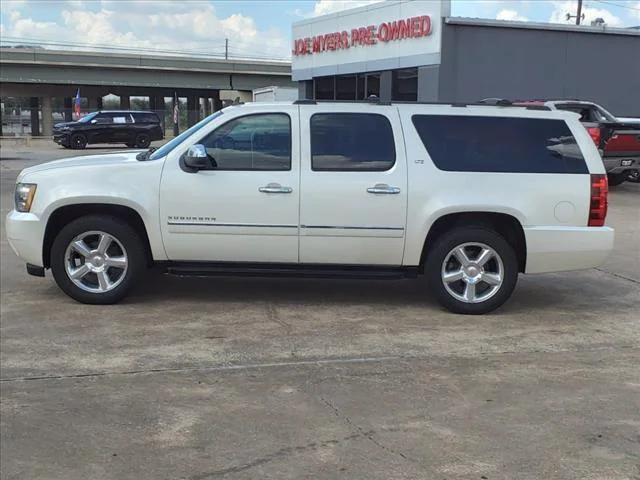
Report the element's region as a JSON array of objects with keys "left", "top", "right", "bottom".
[{"left": 445, "top": 17, "right": 640, "bottom": 37}]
